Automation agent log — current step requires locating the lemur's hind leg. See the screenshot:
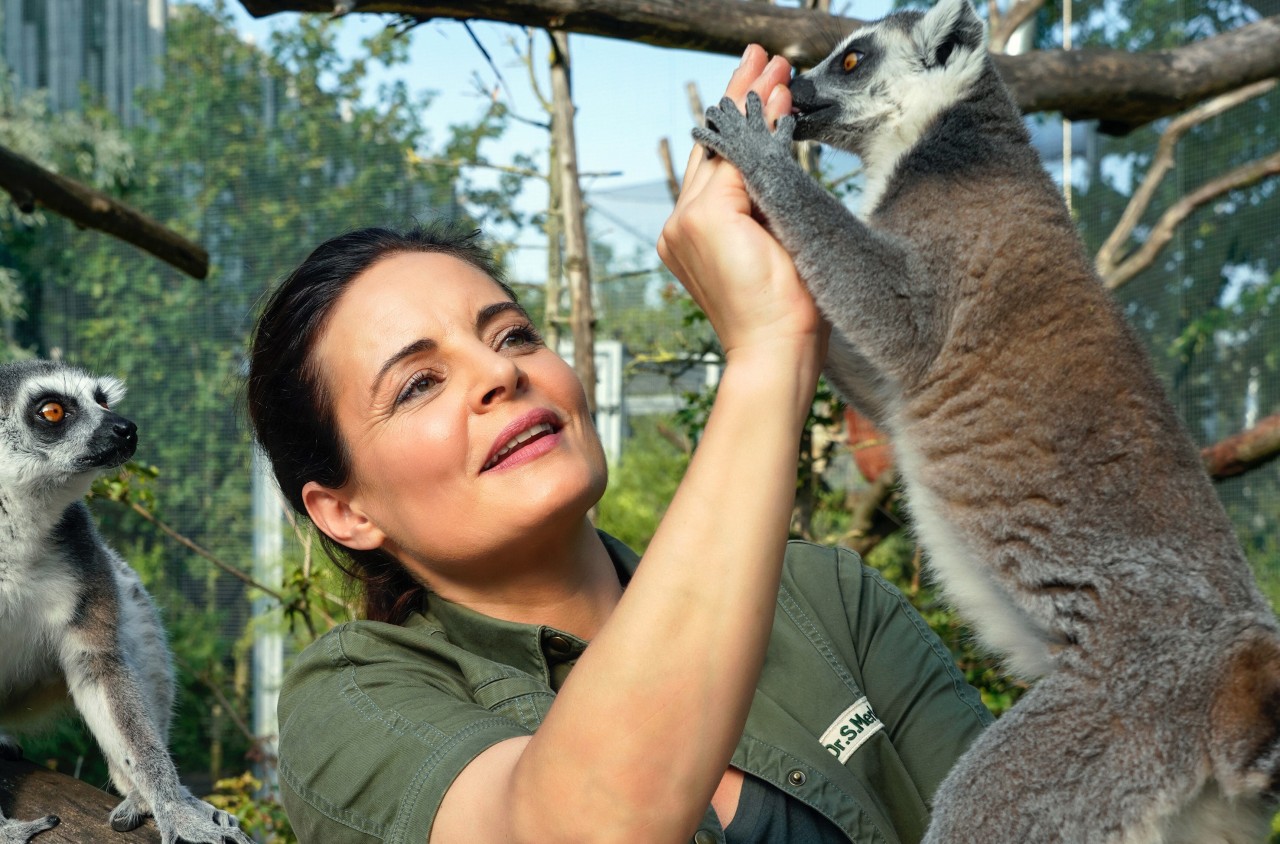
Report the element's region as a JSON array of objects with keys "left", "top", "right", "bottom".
[{"left": 62, "top": 628, "right": 250, "bottom": 844}]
